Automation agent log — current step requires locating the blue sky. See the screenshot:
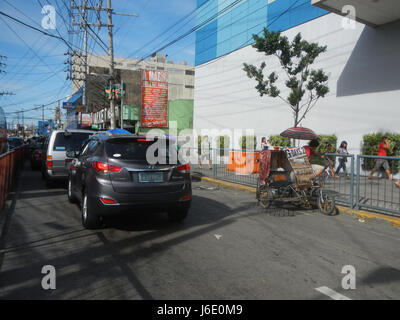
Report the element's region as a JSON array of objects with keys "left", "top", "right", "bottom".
[{"left": 0, "top": 0, "right": 197, "bottom": 126}]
